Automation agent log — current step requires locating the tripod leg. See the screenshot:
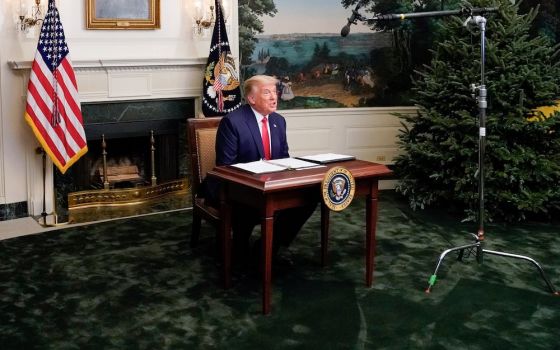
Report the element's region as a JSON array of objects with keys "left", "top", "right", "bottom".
[
  {"left": 457, "top": 249, "right": 465, "bottom": 262},
  {"left": 426, "top": 242, "right": 480, "bottom": 293},
  {"left": 483, "top": 249, "right": 559, "bottom": 295}
]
